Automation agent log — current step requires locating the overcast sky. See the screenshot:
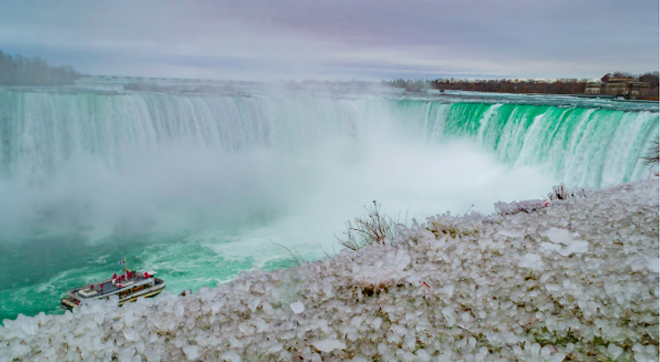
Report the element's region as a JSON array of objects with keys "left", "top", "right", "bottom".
[{"left": 0, "top": 0, "right": 657, "bottom": 80}]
